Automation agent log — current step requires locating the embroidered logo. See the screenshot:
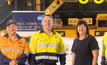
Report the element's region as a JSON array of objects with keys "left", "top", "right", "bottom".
[
  {"left": 10, "top": 21, "right": 12, "bottom": 23},
  {"left": 18, "top": 41, "right": 22, "bottom": 44},
  {"left": 55, "top": 36, "right": 58, "bottom": 38}
]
